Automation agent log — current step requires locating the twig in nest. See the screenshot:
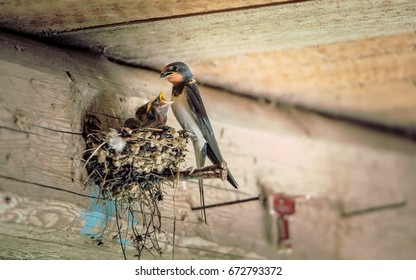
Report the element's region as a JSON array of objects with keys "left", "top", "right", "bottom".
[
  {"left": 168, "top": 162, "right": 228, "bottom": 181},
  {"left": 82, "top": 140, "right": 108, "bottom": 173}
]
